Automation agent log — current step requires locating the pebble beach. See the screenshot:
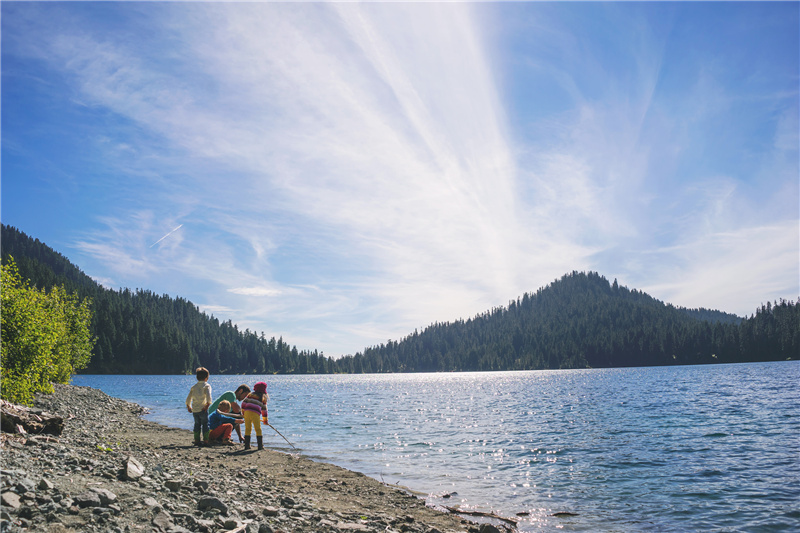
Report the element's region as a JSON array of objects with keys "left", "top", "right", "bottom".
[{"left": 0, "top": 384, "right": 494, "bottom": 533}]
